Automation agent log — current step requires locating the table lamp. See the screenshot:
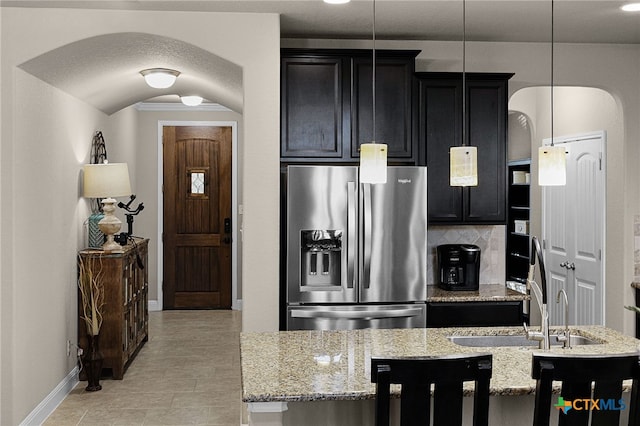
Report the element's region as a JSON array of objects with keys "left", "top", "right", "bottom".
[{"left": 83, "top": 162, "right": 132, "bottom": 252}]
